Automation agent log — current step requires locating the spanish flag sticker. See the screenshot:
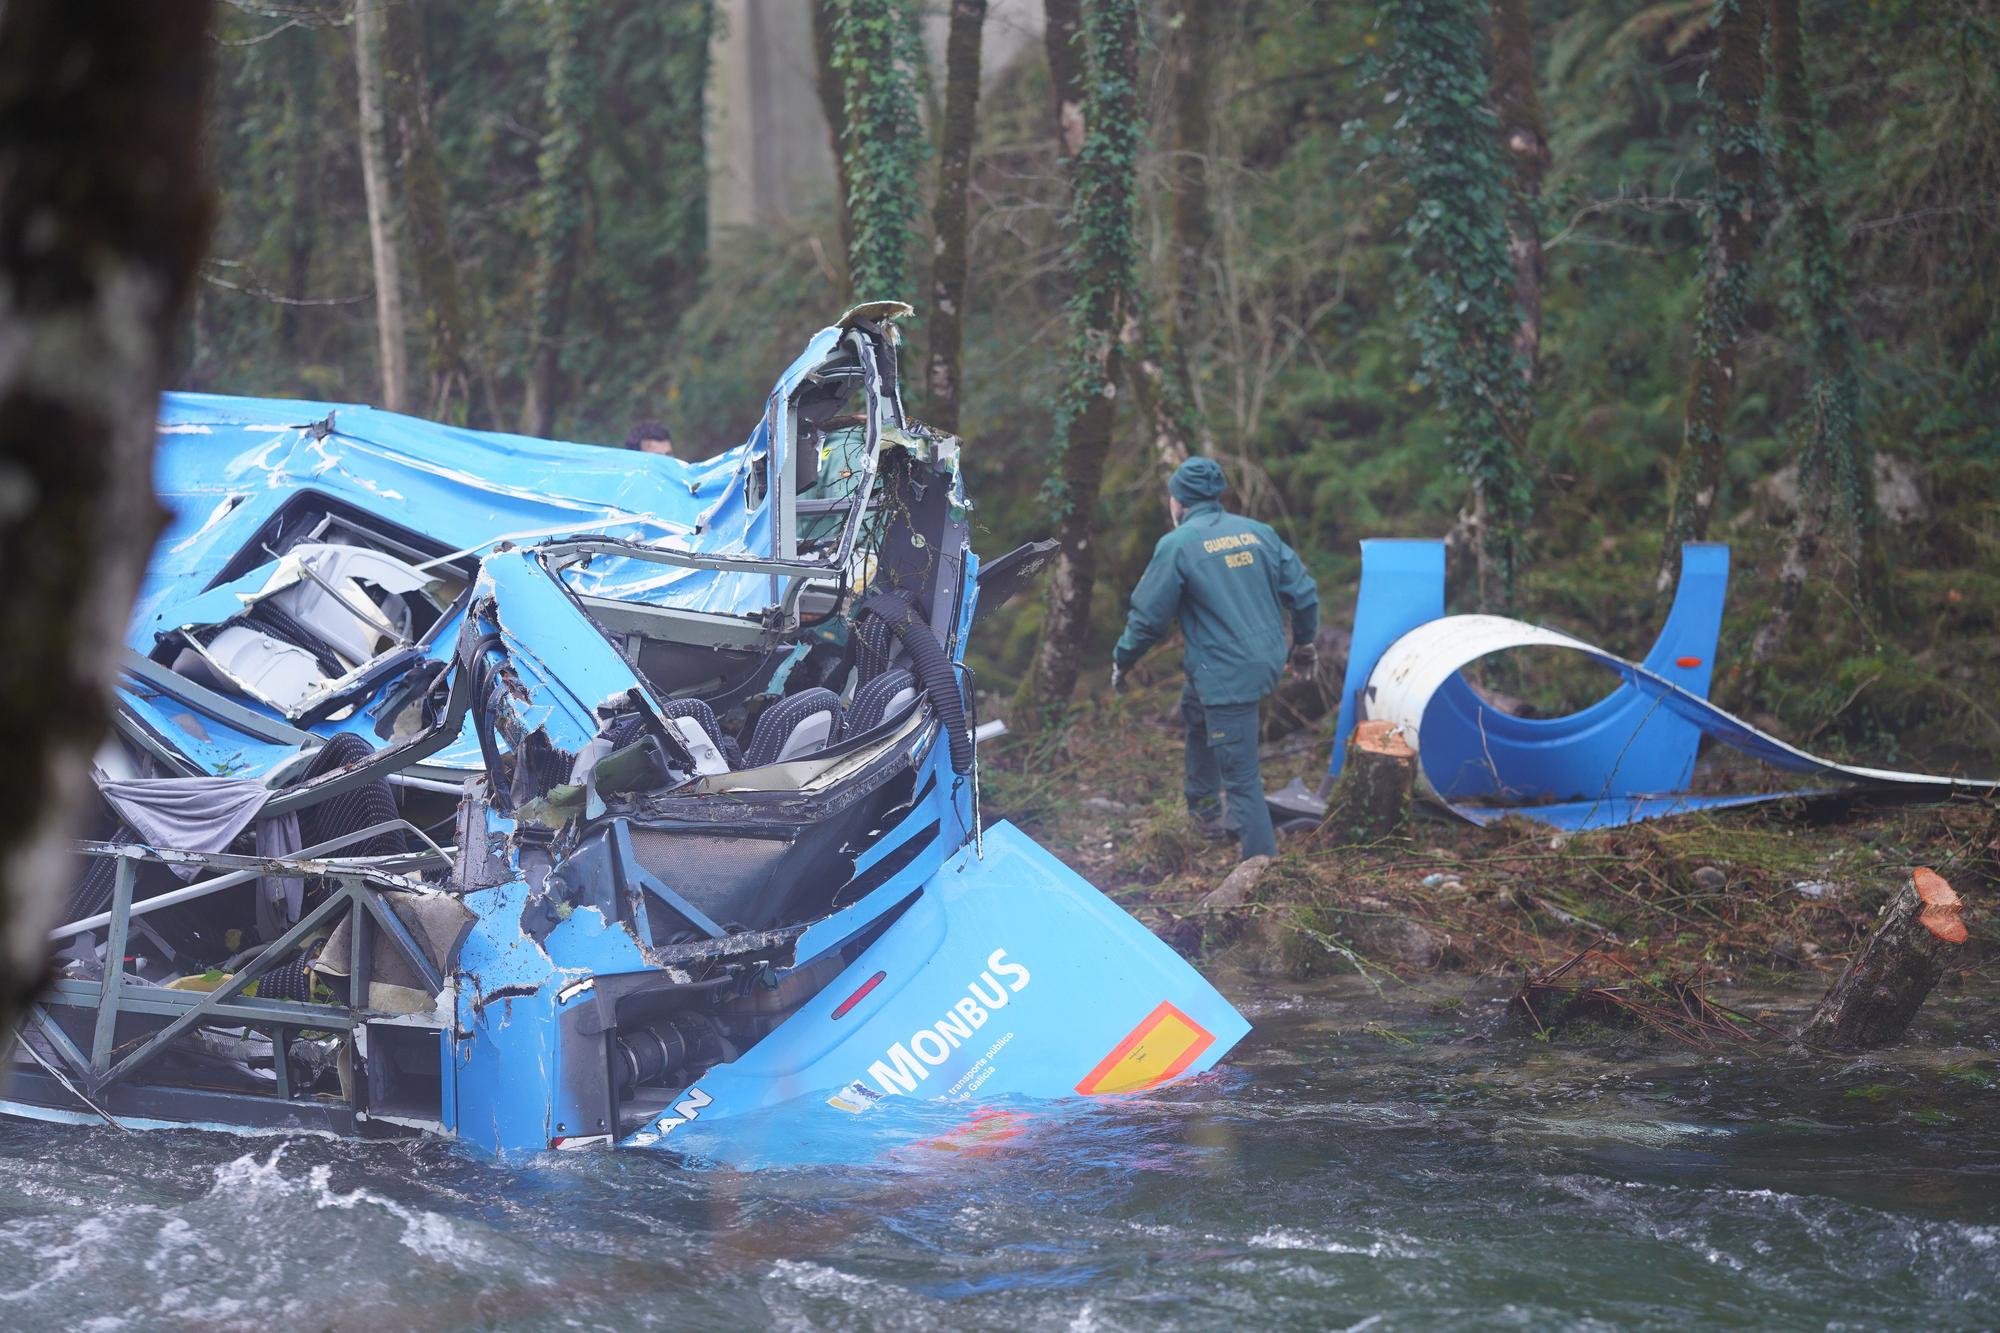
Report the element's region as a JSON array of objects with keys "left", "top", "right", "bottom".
[{"left": 1075, "top": 1001, "right": 1216, "bottom": 1096}]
